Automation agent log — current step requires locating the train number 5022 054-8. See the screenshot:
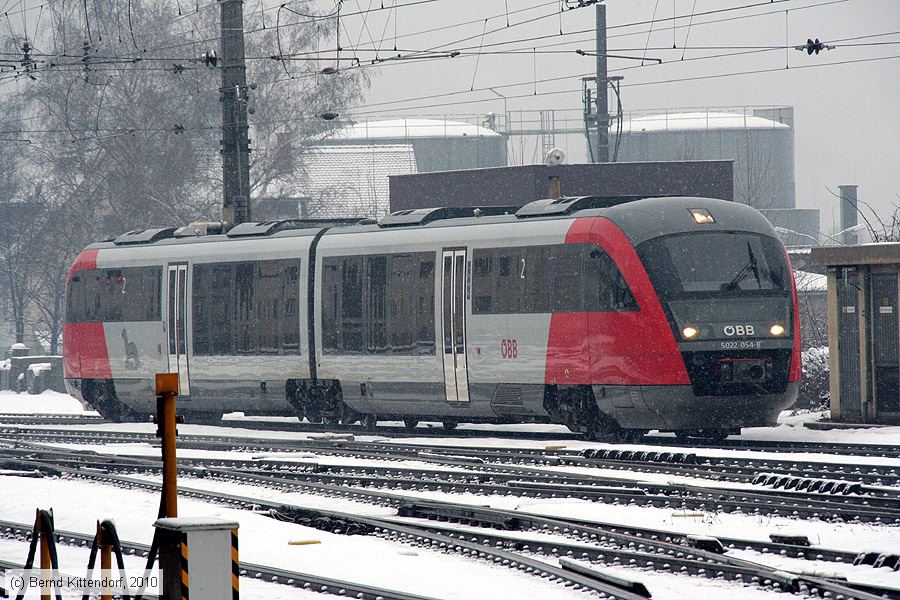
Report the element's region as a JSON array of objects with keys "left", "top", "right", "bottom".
[{"left": 720, "top": 340, "right": 762, "bottom": 350}]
